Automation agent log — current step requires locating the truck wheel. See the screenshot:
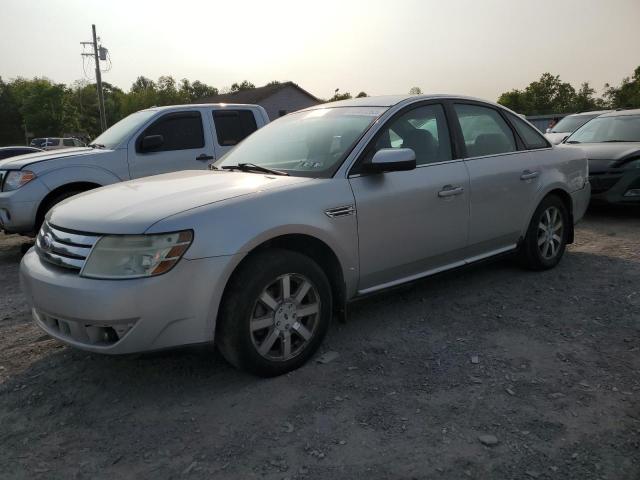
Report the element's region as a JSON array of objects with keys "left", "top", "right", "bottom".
[
  {"left": 216, "top": 249, "right": 332, "bottom": 377},
  {"left": 35, "top": 190, "right": 85, "bottom": 233},
  {"left": 518, "top": 194, "right": 569, "bottom": 270}
]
